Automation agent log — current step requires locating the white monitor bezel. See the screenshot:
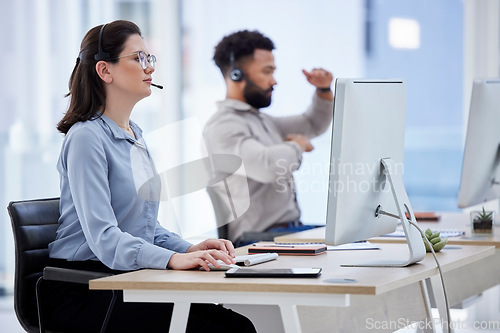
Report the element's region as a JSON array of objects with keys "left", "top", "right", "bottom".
[{"left": 324, "top": 78, "right": 425, "bottom": 267}]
